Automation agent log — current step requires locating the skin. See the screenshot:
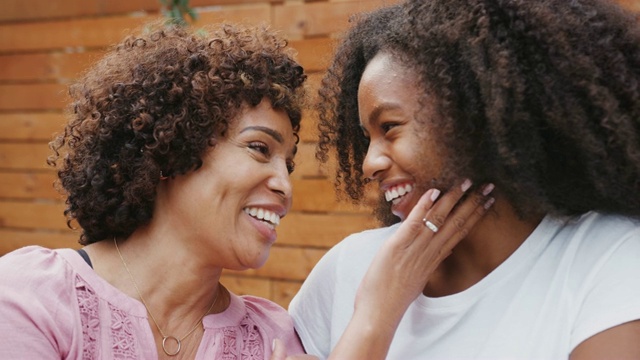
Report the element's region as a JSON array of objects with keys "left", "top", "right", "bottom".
[{"left": 85, "top": 99, "right": 298, "bottom": 358}]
